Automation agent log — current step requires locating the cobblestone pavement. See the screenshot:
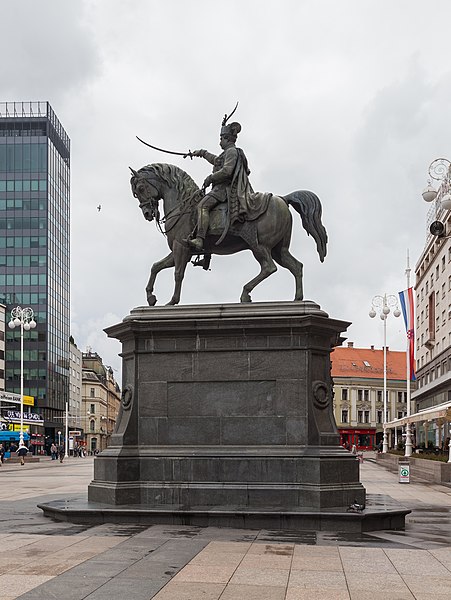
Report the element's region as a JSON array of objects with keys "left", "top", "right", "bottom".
[{"left": 0, "top": 454, "right": 449, "bottom": 599}]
